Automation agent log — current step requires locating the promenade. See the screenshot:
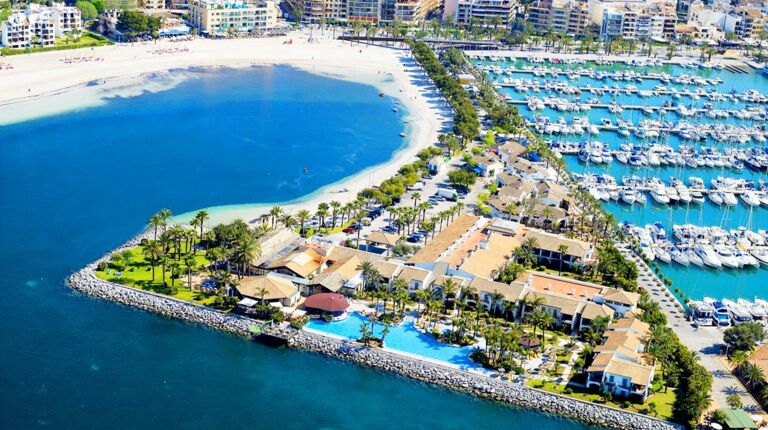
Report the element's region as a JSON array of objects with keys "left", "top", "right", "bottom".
[{"left": 616, "top": 243, "right": 764, "bottom": 415}]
